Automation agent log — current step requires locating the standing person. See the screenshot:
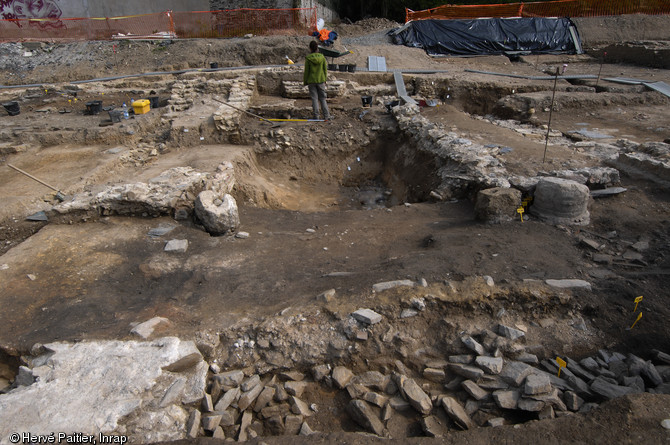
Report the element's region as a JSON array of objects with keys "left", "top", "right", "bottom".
[{"left": 303, "top": 40, "right": 331, "bottom": 121}]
